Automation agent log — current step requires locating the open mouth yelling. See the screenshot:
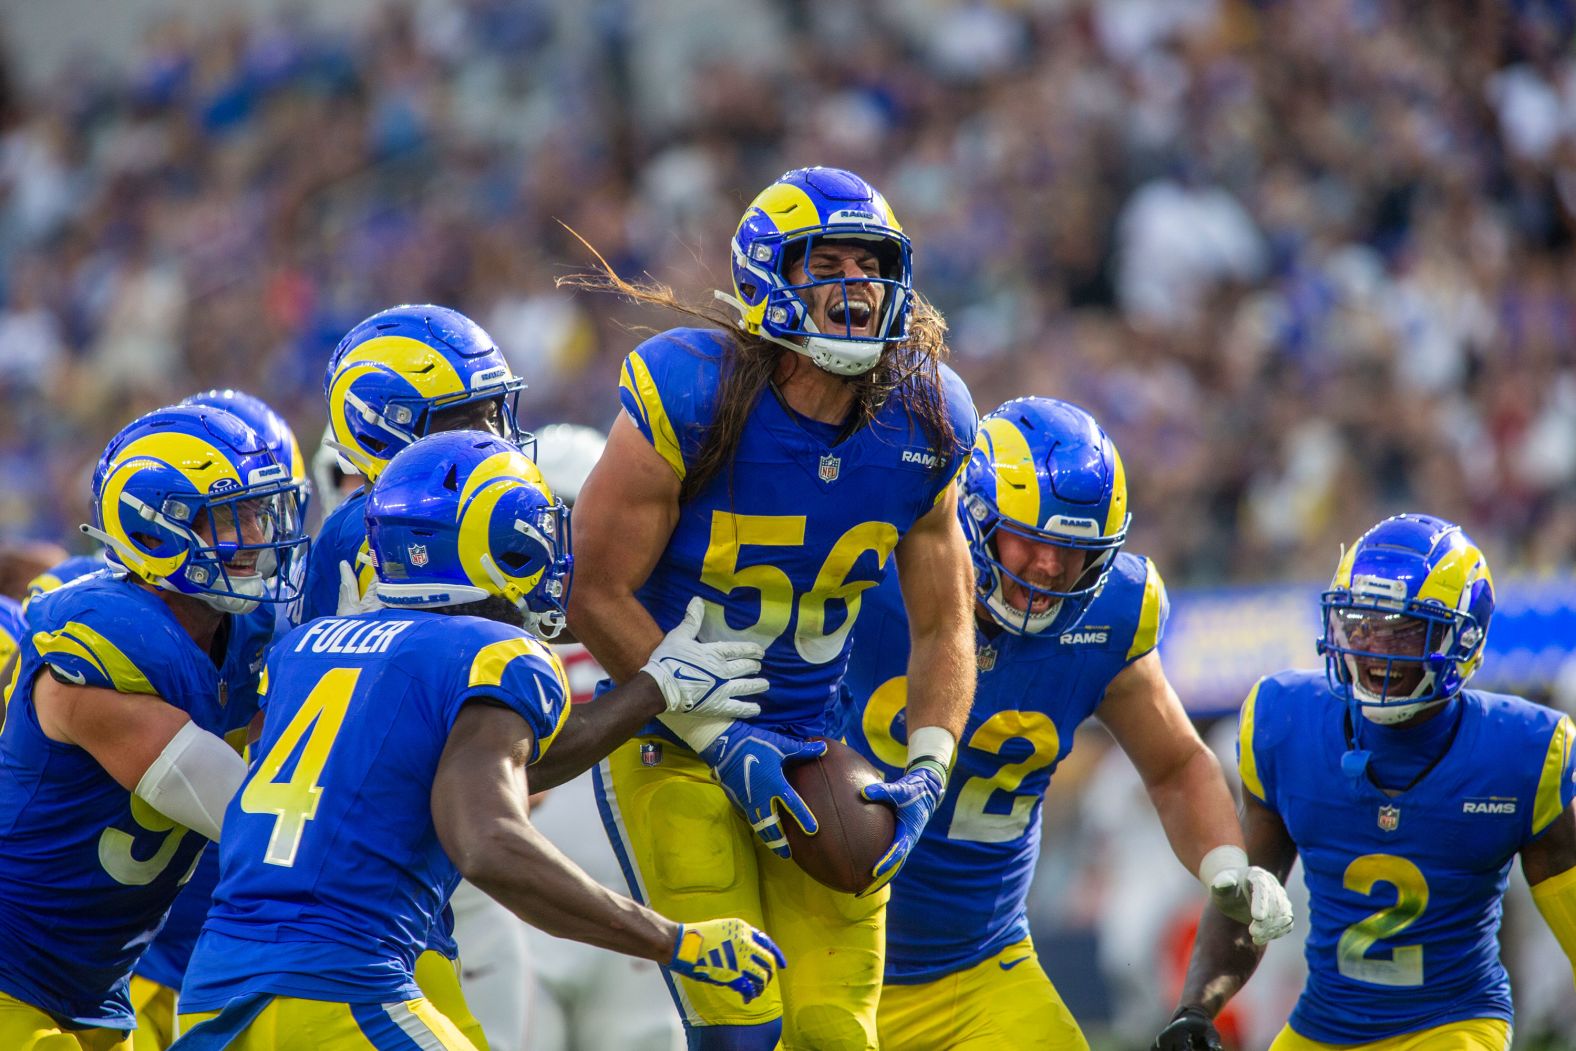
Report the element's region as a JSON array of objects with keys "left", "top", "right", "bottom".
[{"left": 826, "top": 297, "right": 875, "bottom": 336}]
